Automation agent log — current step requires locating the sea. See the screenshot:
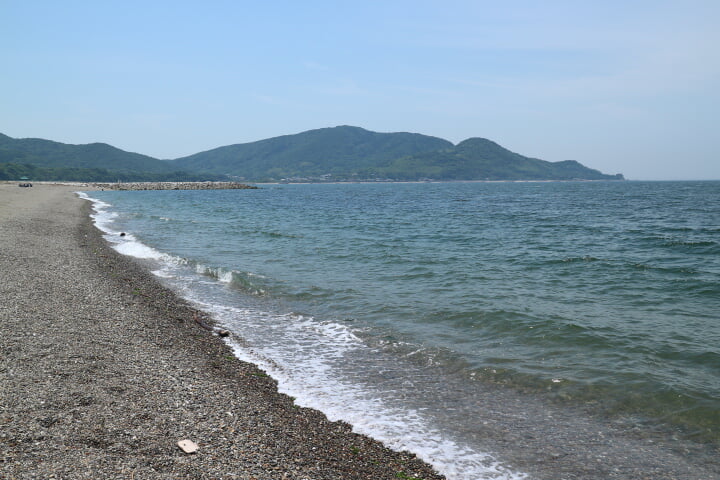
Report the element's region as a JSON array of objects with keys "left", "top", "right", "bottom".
[{"left": 81, "top": 181, "right": 720, "bottom": 479}]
